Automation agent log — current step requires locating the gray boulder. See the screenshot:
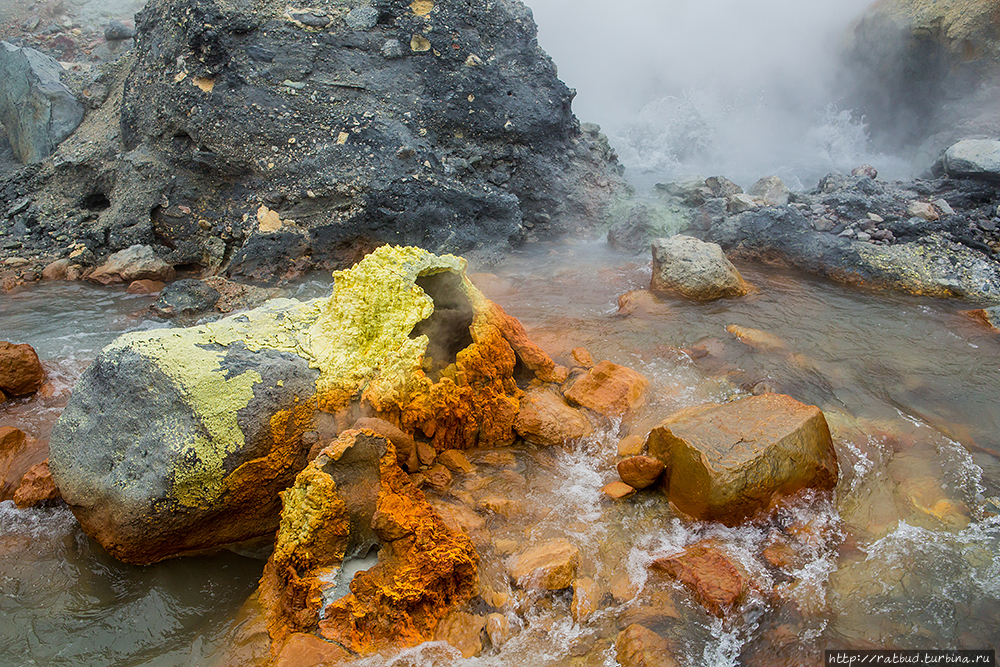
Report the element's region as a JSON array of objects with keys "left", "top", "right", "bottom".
[
  {"left": 943, "top": 140, "right": 1000, "bottom": 181},
  {"left": 650, "top": 235, "right": 750, "bottom": 301},
  {"left": 0, "top": 41, "right": 84, "bottom": 163}
]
